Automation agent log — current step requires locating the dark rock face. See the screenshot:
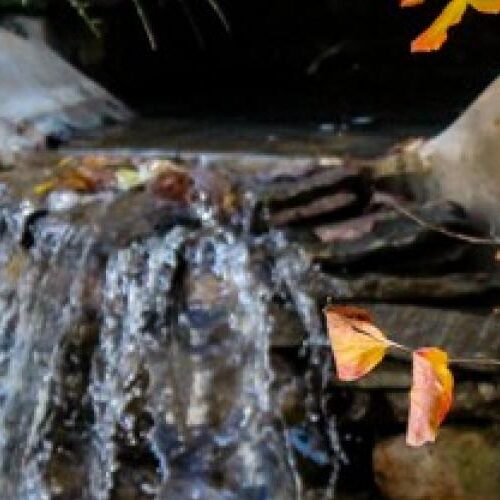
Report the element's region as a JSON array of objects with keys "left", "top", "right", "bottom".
[{"left": 0, "top": 152, "right": 499, "bottom": 499}]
